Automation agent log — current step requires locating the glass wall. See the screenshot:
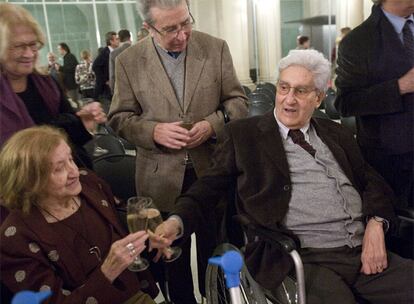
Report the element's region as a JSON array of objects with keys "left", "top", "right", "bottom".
[{"left": 6, "top": 0, "right": 143, "bottom": 66}]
